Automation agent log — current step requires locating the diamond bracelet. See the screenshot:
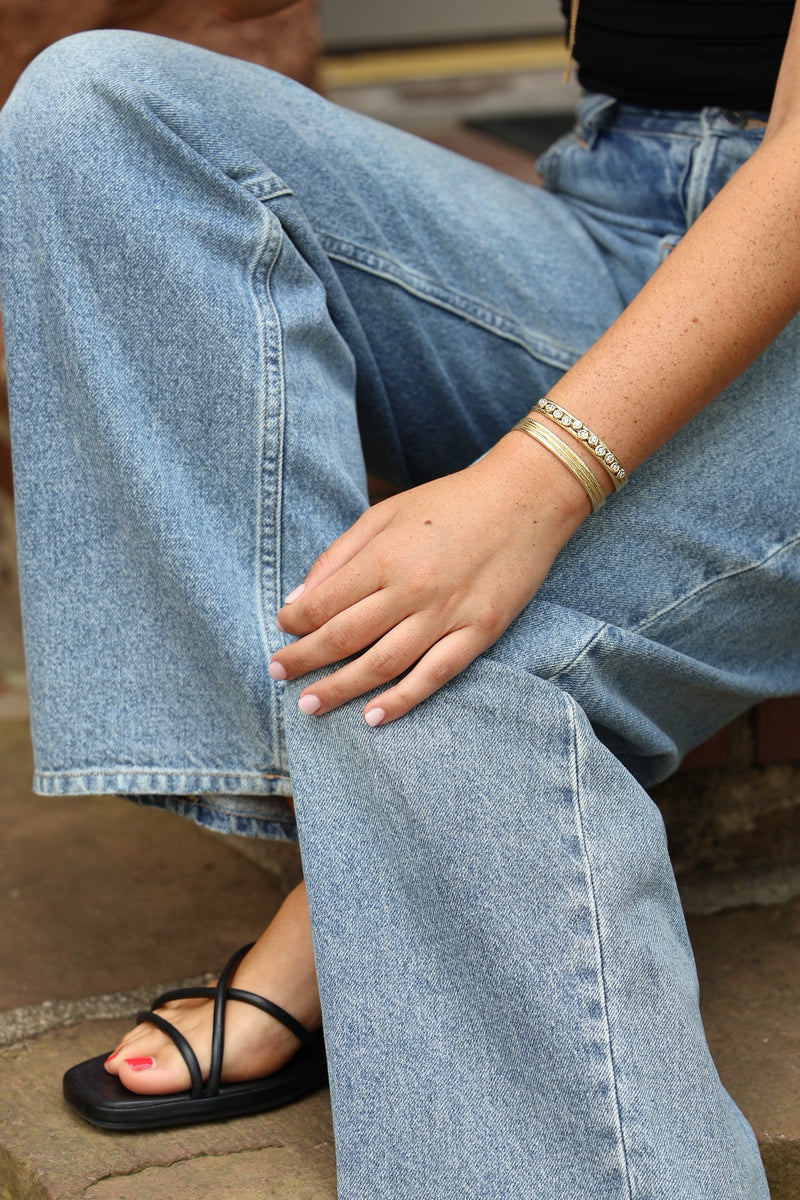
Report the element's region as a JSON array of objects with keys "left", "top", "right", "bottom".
[{"left": 535, "top": 398, "right": 627, "bottom": 489}]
